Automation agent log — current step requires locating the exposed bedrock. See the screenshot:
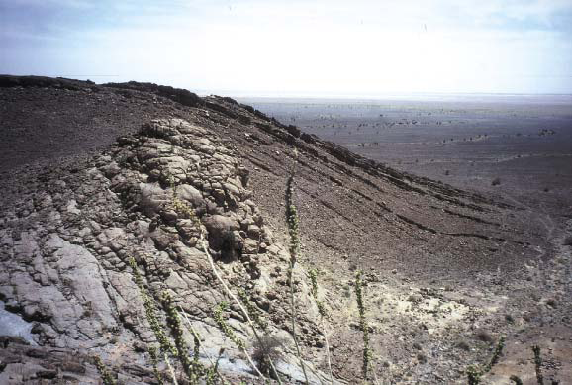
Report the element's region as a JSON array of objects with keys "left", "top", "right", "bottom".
[{"left": 0, "top": 118, "right": 326, "bottom": 383}]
